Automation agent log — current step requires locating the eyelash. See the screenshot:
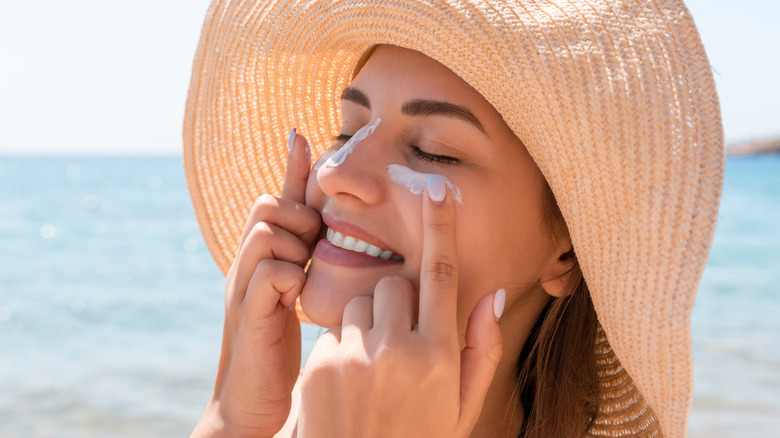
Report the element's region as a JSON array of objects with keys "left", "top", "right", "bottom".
[{"left": 333, "top": 134, "right": 460, "bottom": 165}]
